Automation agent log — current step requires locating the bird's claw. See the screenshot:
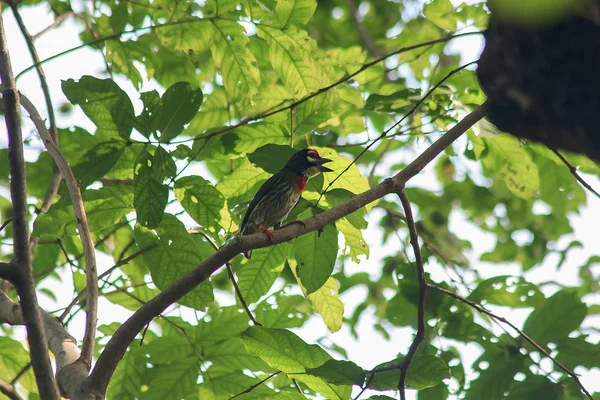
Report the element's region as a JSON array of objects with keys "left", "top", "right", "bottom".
[{"left": 258, "top": 225, "right": 274, "bottom": 241}]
